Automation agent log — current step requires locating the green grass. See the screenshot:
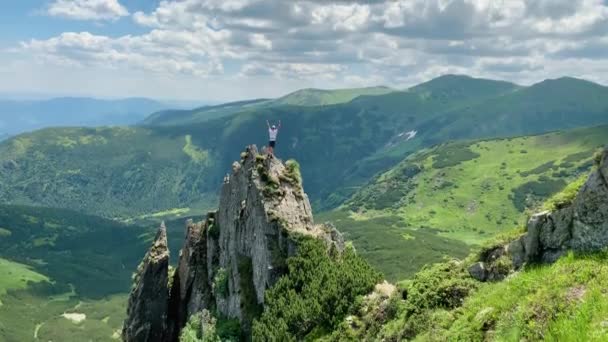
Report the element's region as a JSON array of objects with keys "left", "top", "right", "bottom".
[
  {"left": 439, "top": 251, "right": 608, "bottom": 341},
  {"left": 0, "top": 284, "right": 126, "bottom": 341},
  {"left": 0, "top": 205, "right": 167, "bottom": 341},
  {"left": 322, "top": 250, "right": 608, "bottom": 341},
  {"left": 0, "top": 258, "right": 48, "bottom": 299},
  {"left": 316, "top": 210, "right": 469, "bottom": 281},
  {"left": 347, "top": 125, "right": 607, "bottom": 247},
  {"left": 3, "top": 78, "right": 608, "bottom": 218},
  {"left": 272, "top": 86, "right": 394, "bottom": 106},
  {"left": 3, "top": 77, "right": 605, "bottom": 221},
  {"left": 183, "top": 134, "right": 210, "bottom": 165},
  {"left": 0, "top": 126, "right": 218, "bottom": 219},
  {"left": 543, "top": 173, "right": 588, "bottom": 211}
]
